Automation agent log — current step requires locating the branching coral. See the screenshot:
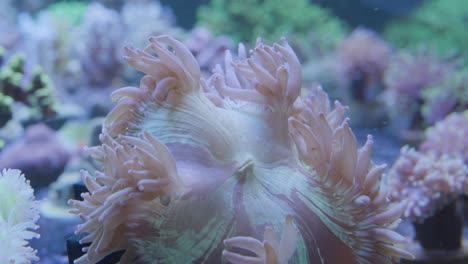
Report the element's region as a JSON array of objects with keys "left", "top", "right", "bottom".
[
  {"left": 0, "top": 169, "right": 40, "bottom": 263},
  {"left": 387, "top": 147, "right": 467, "bottom": 221},
  {"left": 70, "top": 35, "right": 411, "bottom": 263},
  {"left": 0, "top": 50, "right": 57, "bottom": 127}
]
